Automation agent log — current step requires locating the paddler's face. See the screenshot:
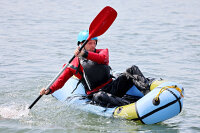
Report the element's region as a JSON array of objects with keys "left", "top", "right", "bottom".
[{"left": 83, "top": 40, "right": 96, "bottom": 52}]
